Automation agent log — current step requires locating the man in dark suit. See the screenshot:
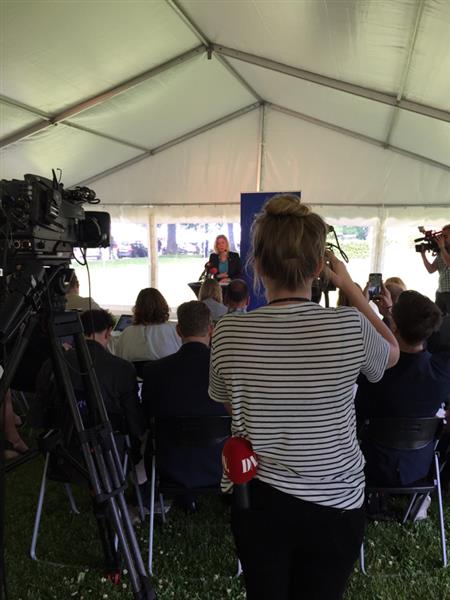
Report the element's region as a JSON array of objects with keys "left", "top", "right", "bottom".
[
  {"left": 141, "top": 301, "right": 228, "bottom": 503},
  {"left": 36, "top": 310, "right": 144, "bottom": 445}
]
